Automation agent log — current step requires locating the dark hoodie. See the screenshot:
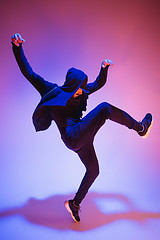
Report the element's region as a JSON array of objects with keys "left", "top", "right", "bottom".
[
  {"left": 12, "top": 43, "right": 108, "bottom": 132},
  {"left": 33, "top": 67, "right": 89, "bottom": 131}
]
